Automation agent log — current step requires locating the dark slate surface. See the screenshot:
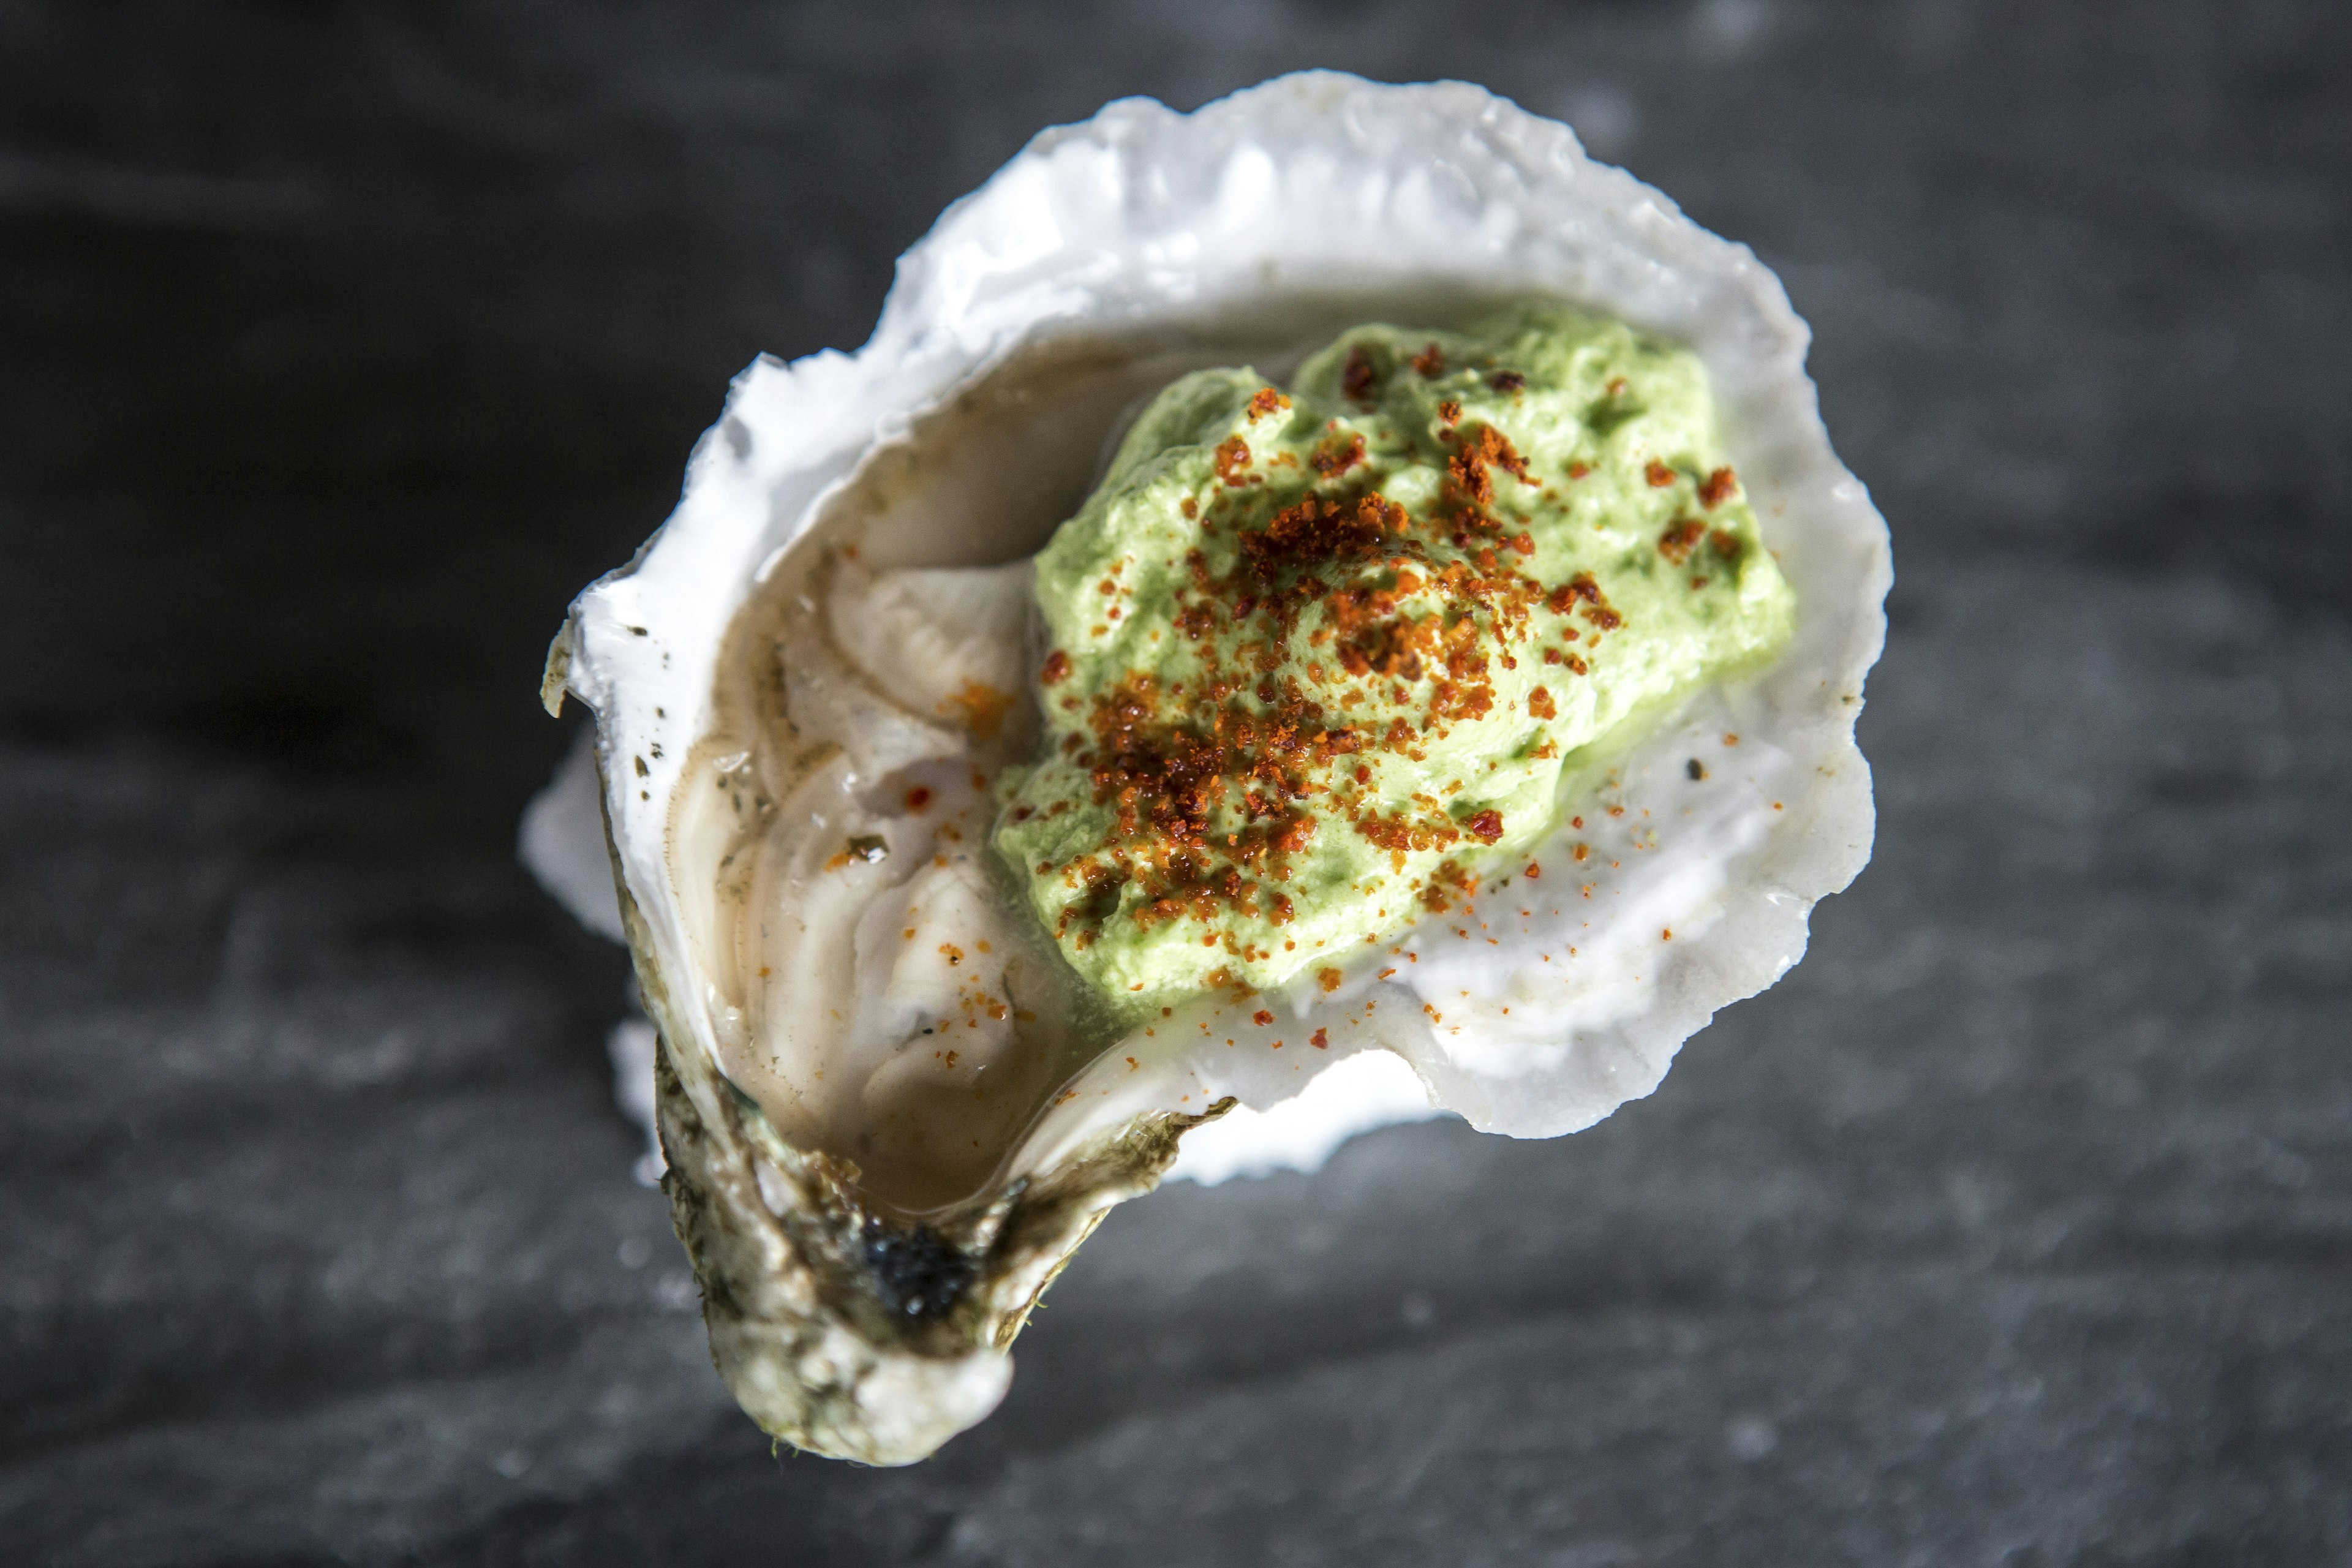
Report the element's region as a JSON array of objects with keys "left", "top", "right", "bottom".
[{"left": 3, "top": 4, "right": 2346, "bottom": 1564}]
